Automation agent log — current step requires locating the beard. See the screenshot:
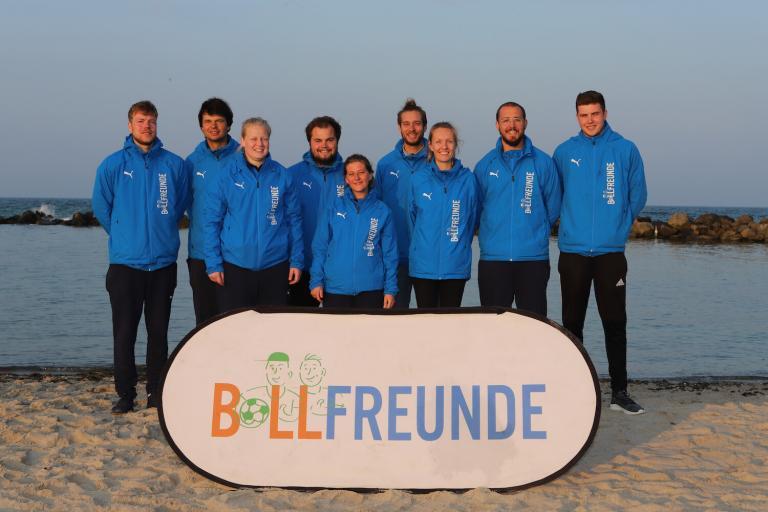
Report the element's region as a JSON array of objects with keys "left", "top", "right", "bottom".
[
  {"left": 312, "top": 151, "right": 338, "bottom": 167},
  {"left": 501, "top": 132, "right": 524, "bottom": 149}
]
